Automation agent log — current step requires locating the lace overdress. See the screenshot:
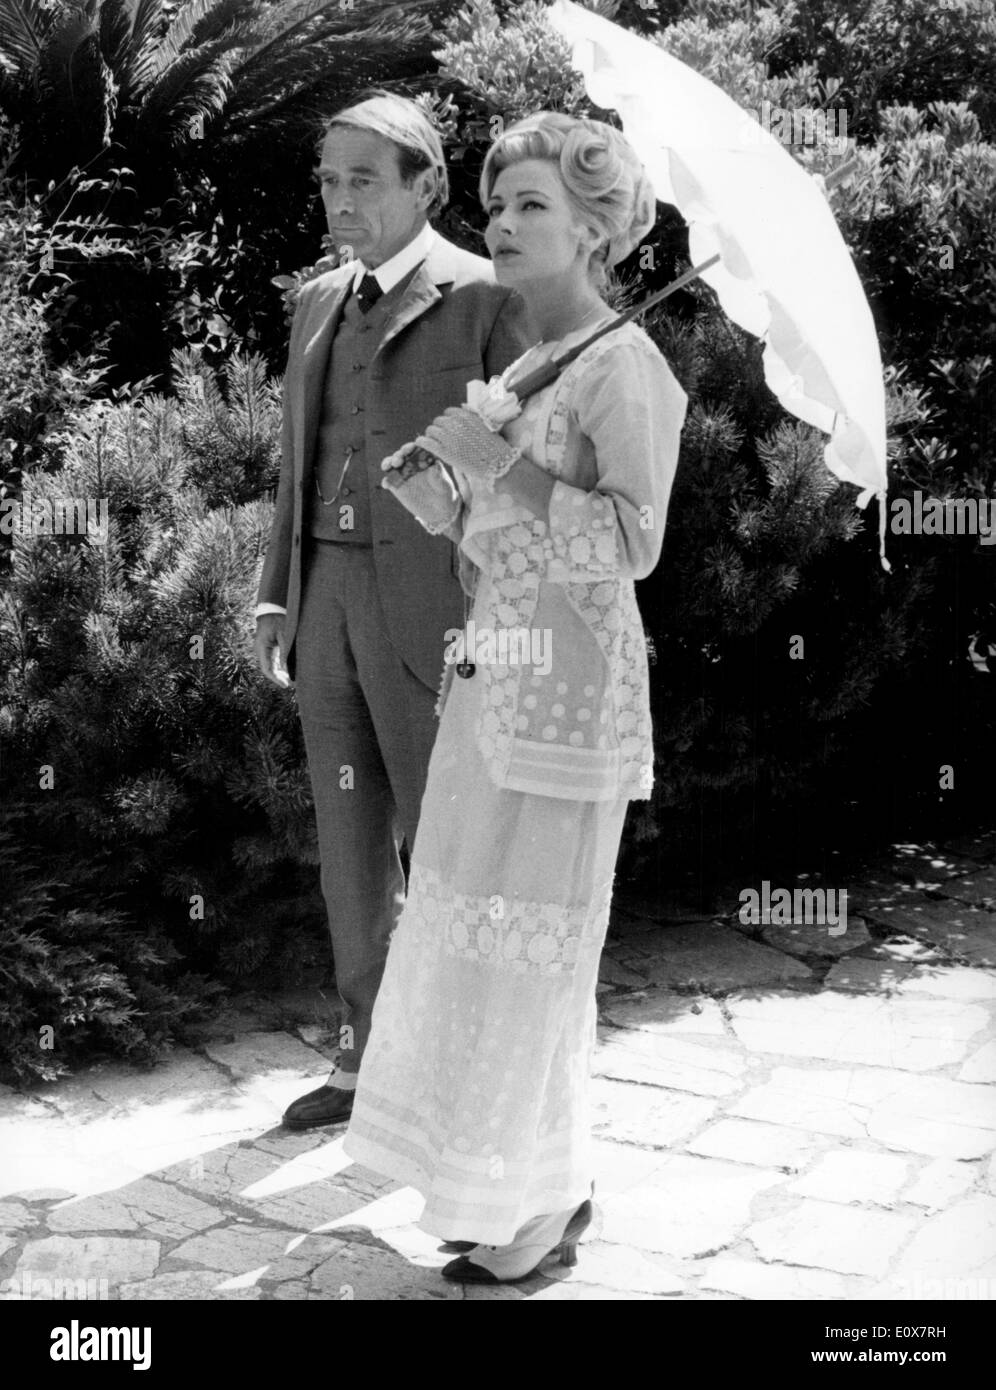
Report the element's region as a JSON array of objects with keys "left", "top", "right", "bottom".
[{"left": 342, "top": 322, "right": 688, "bottom": 1243}]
